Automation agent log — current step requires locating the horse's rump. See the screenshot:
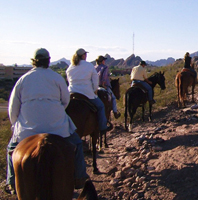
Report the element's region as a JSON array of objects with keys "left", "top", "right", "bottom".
[
  {"left": 12, "top": 133, "right": 75, "bottom": 200},
  {"left": 67, "top": 93, "right": 99, "bottom": 138},
  {"left": 181, "top": 68, "right": 196, "bottom": 77},
  {"left": 70, "top": 93, "right": 97, "bottom": 112}
]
